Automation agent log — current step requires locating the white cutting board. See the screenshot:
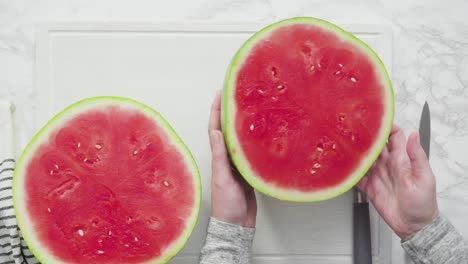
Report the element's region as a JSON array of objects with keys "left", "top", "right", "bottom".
[{"left": 35, "top": 22, "right": 393, "bottom": 264}]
